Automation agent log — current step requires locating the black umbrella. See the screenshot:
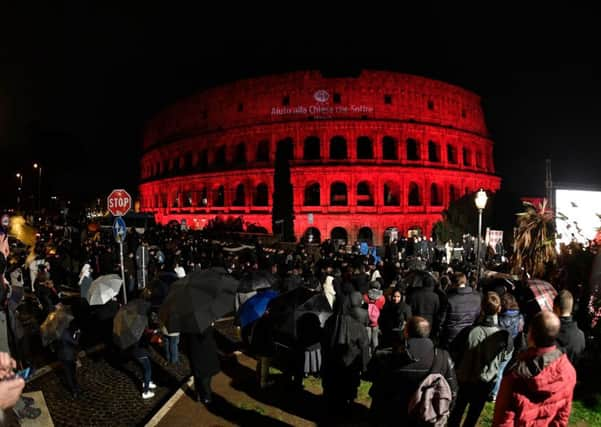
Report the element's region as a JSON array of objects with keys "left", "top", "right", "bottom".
[
  {"left": 159, "top": 267, "right": 239, "bottom": 334},
  {"left": 237, "top": 270, "right": 278, "bottom": 293},
  {"left": 40, "top": 306, "right": 74, "bottom": 346},
  {"left": 266, "top": 287, "right": 333, "bottom": 346},
  {"left": 113, "top": 299, "right": 150, "bottom": 349}
]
